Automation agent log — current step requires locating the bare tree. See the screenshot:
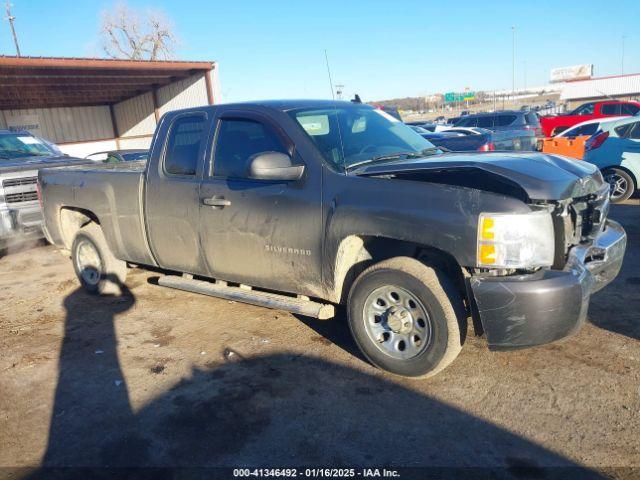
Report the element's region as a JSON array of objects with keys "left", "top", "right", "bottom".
[{"left": 100, "top": 2, "right": 177, "bottom": 60}]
